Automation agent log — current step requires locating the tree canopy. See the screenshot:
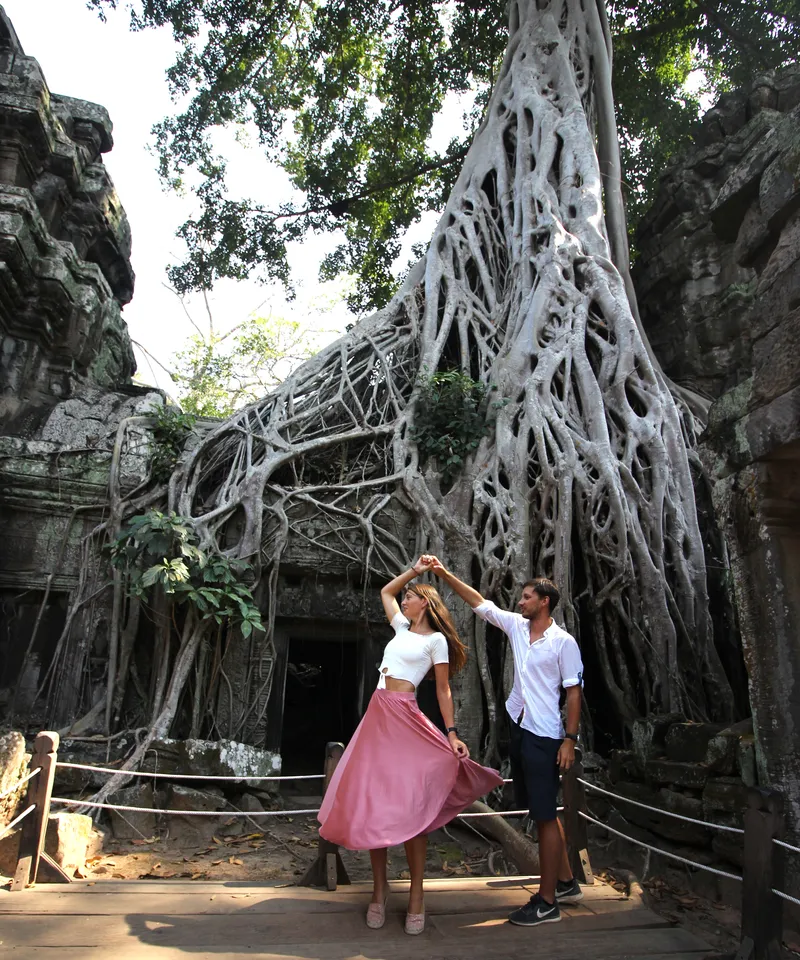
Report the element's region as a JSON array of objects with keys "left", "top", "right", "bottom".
[{"left": 92, "top": 0, "right": 799, "bottom": 313}]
